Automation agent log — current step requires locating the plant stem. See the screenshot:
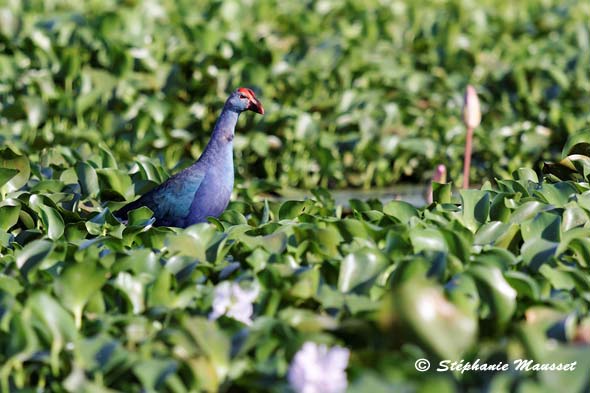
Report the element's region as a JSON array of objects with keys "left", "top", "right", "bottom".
[{"left": 463, "top": 127, "right": 473, "bottom": 189}]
